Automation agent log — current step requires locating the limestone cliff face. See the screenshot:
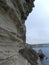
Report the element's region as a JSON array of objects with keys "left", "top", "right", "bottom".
[
  {"left": 0, "top": 0, "right": 34, "bottom": 43},
  {"left": 0, "top": 0, "right": 40, "bottom": 65}
]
